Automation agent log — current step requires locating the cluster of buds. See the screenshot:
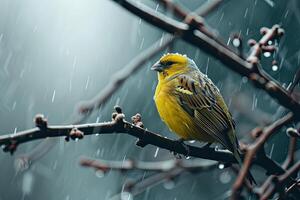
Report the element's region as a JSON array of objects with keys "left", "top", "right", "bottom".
[
  {"left": 247, "top": 25, "right": 284, "bottom": 68},
  {"left": 2, "top": 140, "right": 18, "bottom": 155},
  {"left": 131, "top": 113, "right": 144, "bottom": 128},
  {"left": 65, "top": 128, "right": 84, "bottom": 142},
  {"left": 112, "top": 105, "right": 125, "bottom": 122},
  {"left": 34, "top": 114, "right": 48, "bottom": 130}
]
